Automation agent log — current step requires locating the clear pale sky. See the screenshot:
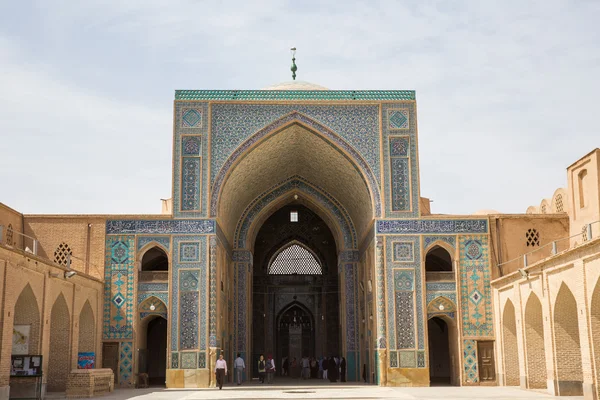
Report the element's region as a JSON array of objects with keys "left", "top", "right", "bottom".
[{"left": 1, "top": 1, "right": 598, "bottom": 215}]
